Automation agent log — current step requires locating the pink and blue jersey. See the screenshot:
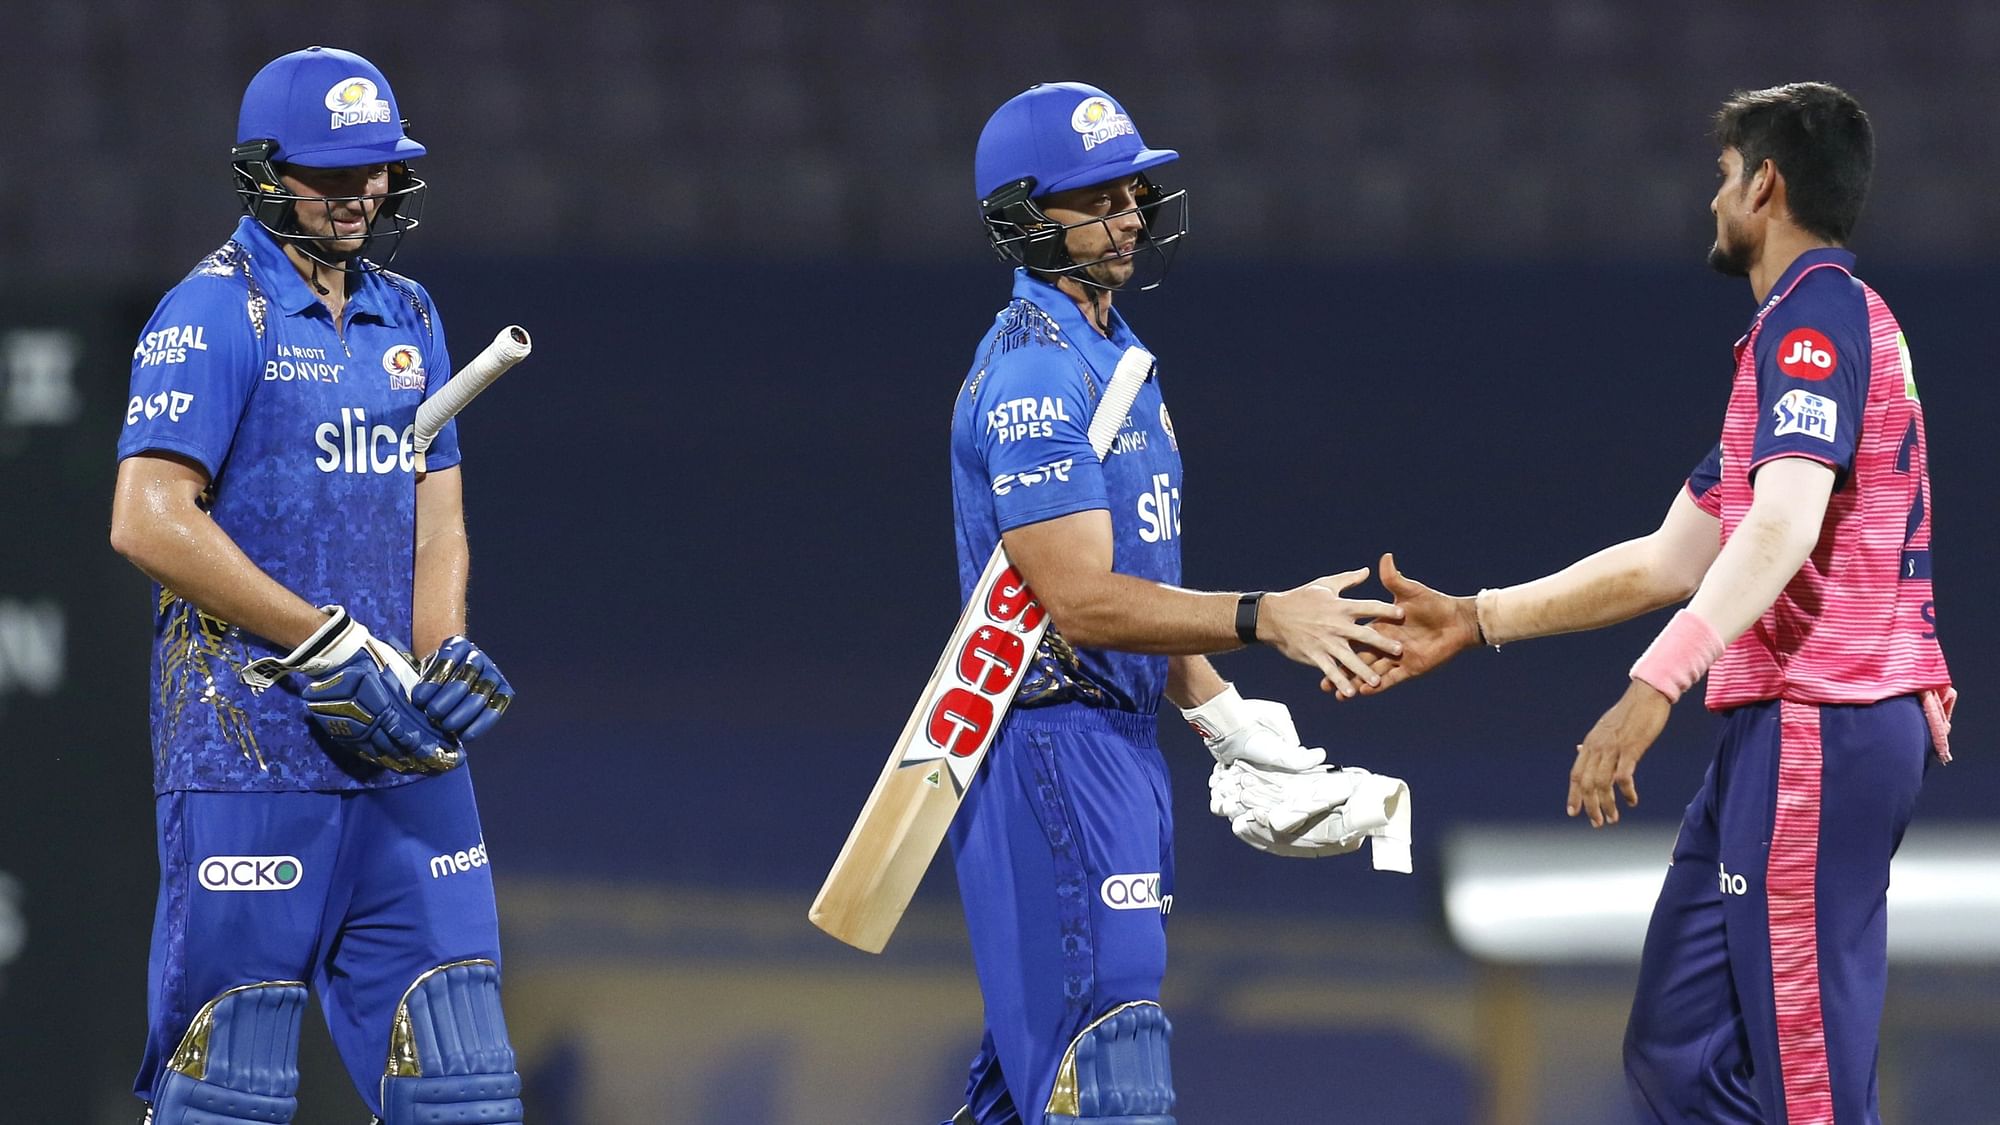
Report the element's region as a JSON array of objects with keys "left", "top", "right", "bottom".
[
  {"left": 1685, "top": 248, "right": 1951, "bottom": 710},
  {"left": 118, "top": 217, "right": 462, "bottom": 794},
  {"left": 949, "top": 269, "right": 1185, "bottom": 716}
]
